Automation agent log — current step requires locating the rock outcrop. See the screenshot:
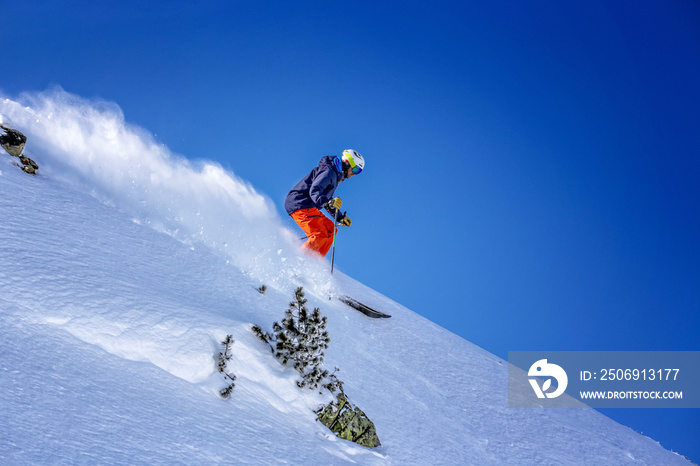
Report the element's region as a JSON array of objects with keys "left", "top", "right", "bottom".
[
  {"left": 1, "top": 123, "right": 26, "bottom": 156},
  {"left": 1, "top": 122, "right": 38, "bottom": 174},
  {"left": 316, "top": 392, "right": 381, "bottom": 448}
]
